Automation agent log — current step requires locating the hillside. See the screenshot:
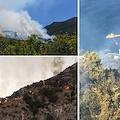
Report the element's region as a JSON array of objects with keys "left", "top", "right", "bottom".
[
  {"left": 0, "top": 17, "right": 78, "bottom": 55},
  {"left": 0, "top": 63, "right": 77, "bottom": 120},
  {"left": 80, "top": 51, "right": 120, "bottom": 120},
  {"left": 45, "top": 17, "right": 77, "bottom": 36},
  {"left": 0, "top": 34, "right": 77, "bottom": 55}
]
